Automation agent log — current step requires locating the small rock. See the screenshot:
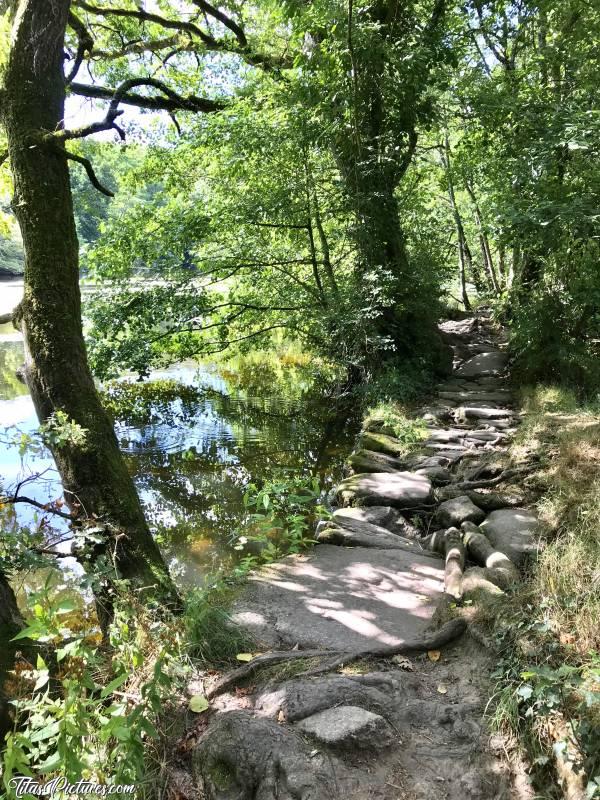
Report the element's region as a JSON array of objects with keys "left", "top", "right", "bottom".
[
  {"left": 295, "top": 705, "right": 395, "bottom": 749},
  {"left": 435, "top": 495, "right": 485, "bottom": 527}
]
